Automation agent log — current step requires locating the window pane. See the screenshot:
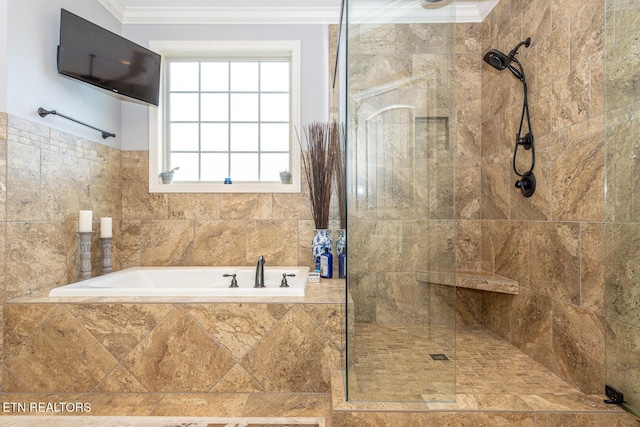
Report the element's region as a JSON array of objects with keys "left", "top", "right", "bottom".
[
  {"left": 230, "top": 123, "right": 258, "bottom": 152},
  {"left": 201, "top": 62, "right": 229, "bottom": 91},
  {"left": 261, "top": 123, "right": 289, "bottom": 151},
  {"left": 170, "top": 153, "right": 199, "bottom": 181},
  {"left": 170, "top": 93, "right": 199, "bottom": 121},
  {"left": 230, "top": 62, "right": 259, "bottom": 91},
  {"left": 261, "top": 62, "right": 289, "bottom": 92},
  {"left": 260, "top": 153, "right": 290, "bottom": 181},
  {"left": 230, "top": 93, "right": 258, "bottom": 122},
  {"left": 201, "top": 93, "right": 229, "bottom": 121},
  {"left": 170, "top": 62, "right": 199, "bottom": 91},
  {"left": 230, "top": 153, "right": 259, "bottom": 181},
  {"left": 201, "top": 153, "right": 229, "bottom": 181},
  {"left": 201, "top": 123, "right": 229, "bottom": 151},
  {"left": 261, "top": 94, "right": 289, "bottom": 122},
  {"left": 171, "top": 123, "right": 199, "bottom": 151}
]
